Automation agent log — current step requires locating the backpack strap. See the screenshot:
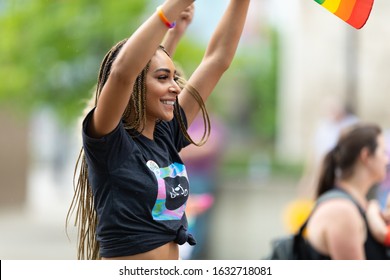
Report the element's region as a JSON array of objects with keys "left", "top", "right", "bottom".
[
  {"left": 297, "top": 188, "right": 364, "bottom": 235},
  {"left": 317, "top": 188, "right": 365, "bottom": 216}
]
